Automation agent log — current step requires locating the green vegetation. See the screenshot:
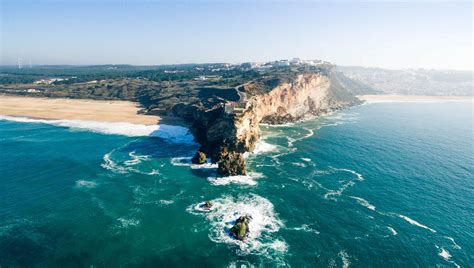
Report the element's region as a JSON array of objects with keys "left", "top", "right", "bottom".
[{"left": 0, "top": 63, "right": 332, "bottom": 110}]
